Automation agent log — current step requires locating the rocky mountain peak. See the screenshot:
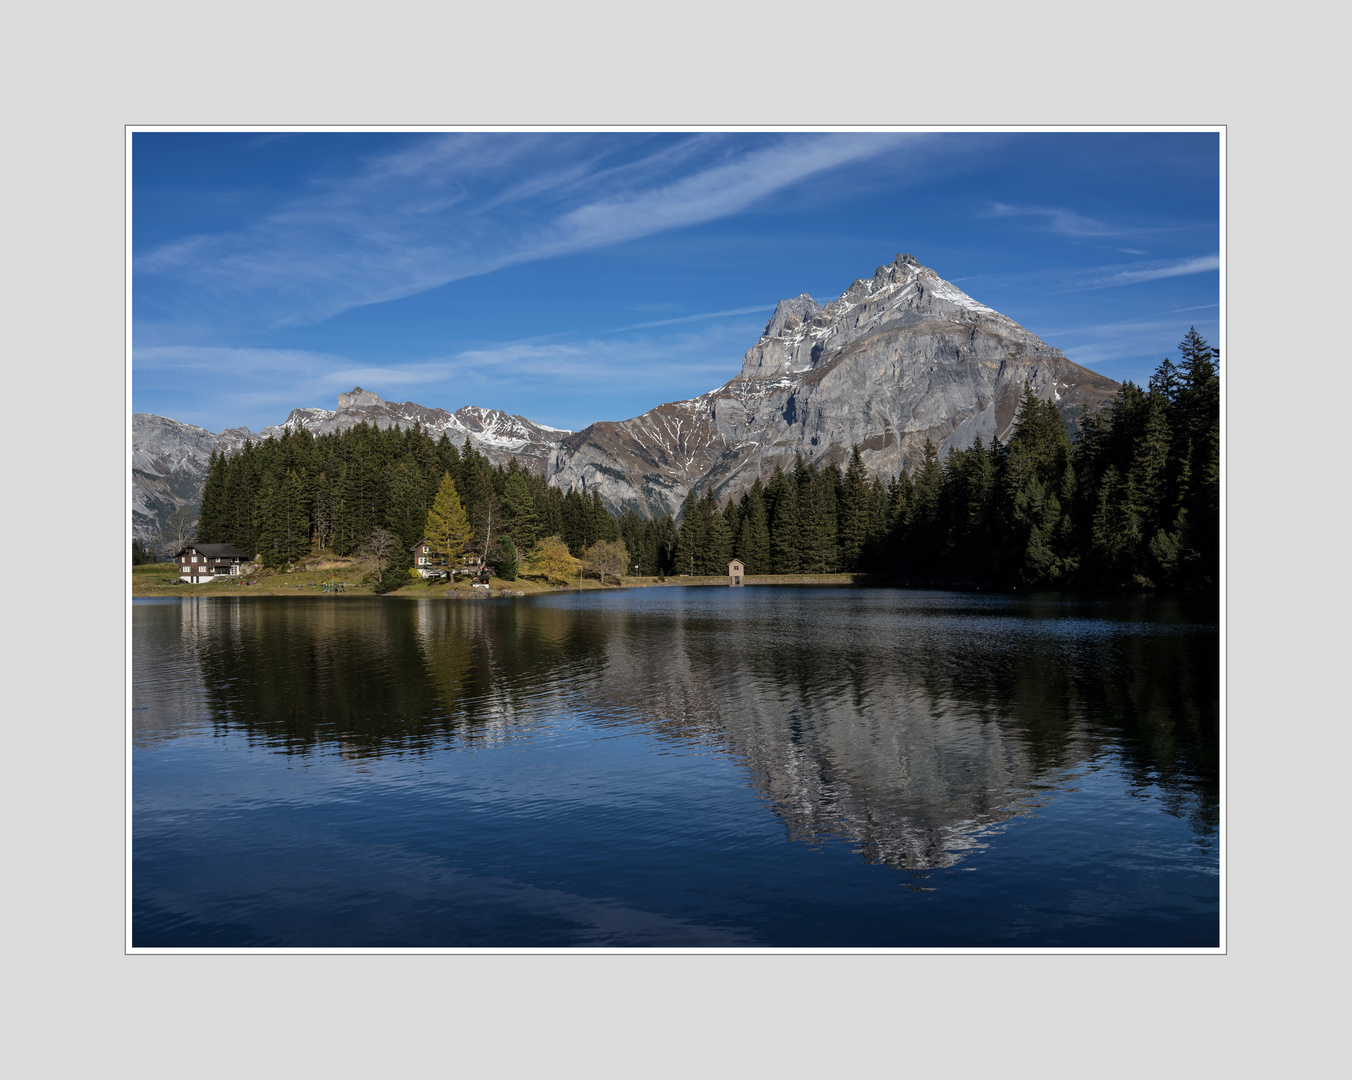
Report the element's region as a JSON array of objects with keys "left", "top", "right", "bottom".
[
  {"left": 763, "top": 294, "right": 824, "bottom": 339},
  {"left": 133, "top": 252, "right": 1121, "bottom": 546},
  {"left": 338, "top": 387, "right": 382, "bottom": 411},
  {"left": 550, "top": 253, "right": 1118, "bottom": 518}
]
